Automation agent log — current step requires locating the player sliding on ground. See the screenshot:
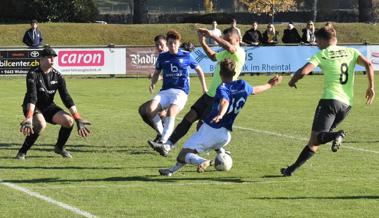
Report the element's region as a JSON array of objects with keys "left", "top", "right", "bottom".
[
  {"left": 144, "top": 30, "right": 207, "bottom": 146},
  {"left": 159, "top": 58, "right": 282, "bottom": 176},
  {"left": 149, "top": 27, "right": 245, "bottom": 157},
  {"left": 281, "top": 26, "right": 375, "bottom": 176},
  {"left": 17, "top": 47, "right": 91, "bottom": 159}
]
